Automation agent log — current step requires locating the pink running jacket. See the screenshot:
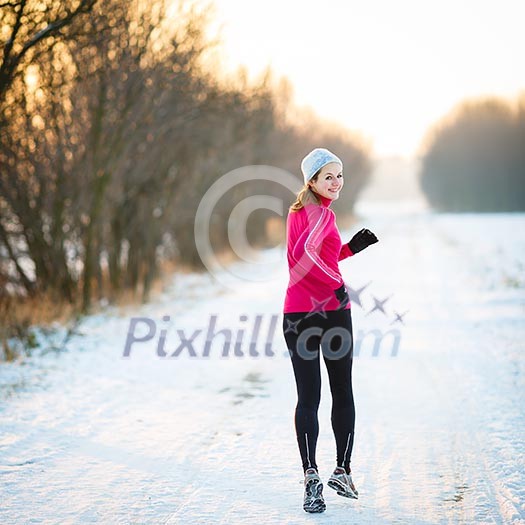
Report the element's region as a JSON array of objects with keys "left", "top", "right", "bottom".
[{"left": 283, "top": 194, "right": 354, "bottom": 314}]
